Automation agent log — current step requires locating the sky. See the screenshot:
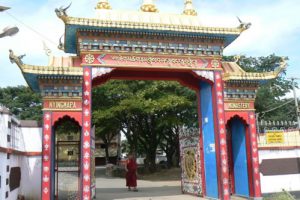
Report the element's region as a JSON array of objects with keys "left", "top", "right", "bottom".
[{"left": 0, "top": 0, "right": 300, "bottom": 96}]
